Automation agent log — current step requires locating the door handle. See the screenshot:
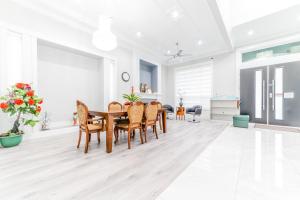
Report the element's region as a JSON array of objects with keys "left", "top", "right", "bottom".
[
  {"left": 262, "top": 80, "right": 265, "bottom": 111},
  {"left": 272, "top": 79, "right": 275, "bottom": 111}
]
